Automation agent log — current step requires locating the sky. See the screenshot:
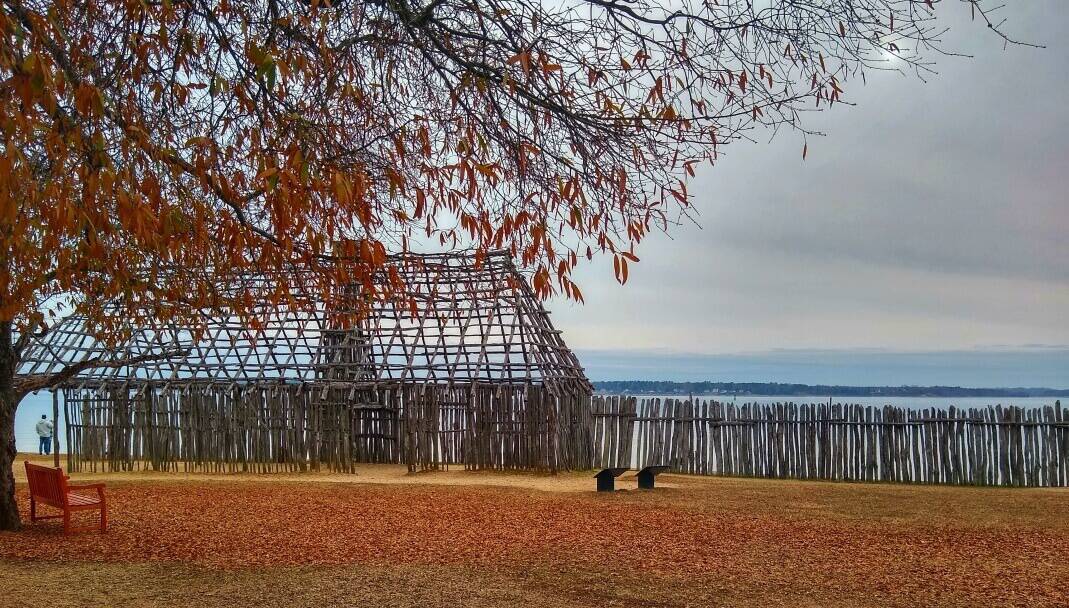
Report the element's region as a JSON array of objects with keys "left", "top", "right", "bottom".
[{"left": 548, "top": 1, "right": 1069, "bottom": 387}]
